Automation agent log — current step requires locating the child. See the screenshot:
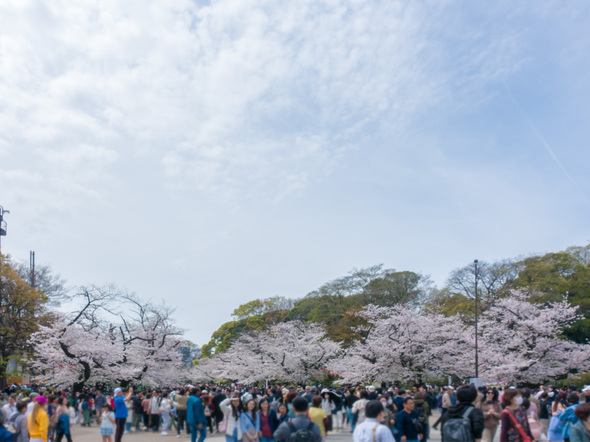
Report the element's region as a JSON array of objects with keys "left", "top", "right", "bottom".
[{"left": 100, "top": 404, "right": 116, "bottom": 442}]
